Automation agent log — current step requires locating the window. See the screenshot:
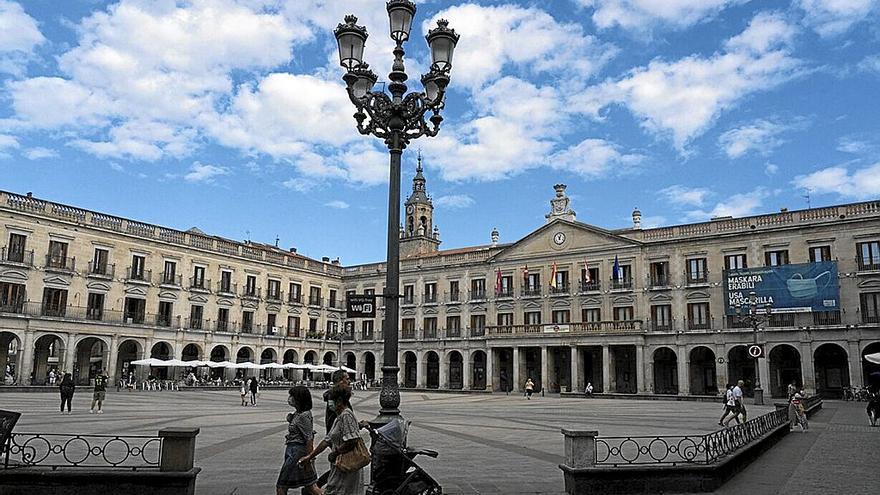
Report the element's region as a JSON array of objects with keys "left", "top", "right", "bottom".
[
  {"left": 158, "top": 301, "right": 173, "bottom": 327},
  {"left": 471, "top": 279, "right": 486, "bottom": 299},
  {"left": 402, "top": 318, "right": 416, "bottom": 338},
  {"left": 189, "top": 305, "right": 204, "bottom": 330},
  {"left": 326, "top": 320, "right": 338, "bottom": 335},
  {"left": 552, "top": 310, "right": 570, "bottom": 324},
  {"left": 687, "top": 302, "right": 710, "bottom": 329},
  {"left": 580, "top": 267, "right": 600, "bottom": 291},
  {"left": 6, "top": 233, "right": 26, "bottom": 262},
  {"left": 813, "top": 311, "right": 841, "bottom": 326},
  {"left": 329, "top": 289, "right": 337, "bottom": 308},
  {"left": 524, "top": 311, "right": 542, "bottom": 326},
  {"left": 361, "top": 320, "right": 373, "bottom": 340},
  {"left": 860, "top": 292, "right": 880, "bottom": 323},
  {"left": 424, "top": 282, "right": 437, "bottom": 303},
  {"left": 86, "top": 293, "right": 104, "bottom": 321},
  {"left": 92, "top": 248, "right": 109, "bottom": 275},
  {"left": 552, "top": 271, "right": 569, "bottom": 293},
  {"left": 41, "top": 288, "right": 67, "bottom": 317},
  {"left": 497, "top": 312, "right": 514, "bottom": 327},
  {"left": 403, "top": 285, "right": 415, "bottom": 304},
  {"left": 424, "top": 317, "right": 438, "bottom": 338},
  {"left": 192, "top": 266, "right": 206, "bottom": 289},
  {"left": 309, "top": 318, "right": 318, "bottom": 332},
  {"left": 267, "top": 279, "right": 281, "bottom": 300},
  {"left": 857, "top": 241, "right": 880, "bottom": 270},
  {"left": 245, "top": 275, "right": 257, "bottom": 297},
  {"left": 769, "top": 313, "right": 795, "bottom": 327},
  {"left": 448, "top": 280, "right": 459, "bottom": 301},
  {"left": 724, "top": 254, "right": 748, "bottom": 270},
  {"left": 526, "top": 273, "right": 541, "bottom": 291},
  {"left": 613, "top": 306, "right": 634, "bottom": 321},
  {"left": 765, "top": 250, "right": 789, "bottom": 266},
  {"left": 220, "top": 271, "right": 233, "bottom": 293},
  {"left": 217, "top": 308, "right": 229, "bottom": 331},
  {"left": 497, "top": 276, "right": 513, "bottom": 297},
  {"left": 649, "top": 262, "right": 669, "bottom": 287},
  {"left": 242, "top": 311, "right": 254, "bottom": 332},
  {"left": 163, "top": 261, "right": 177, "bottom": 285},
  {"left": 470, "top": 314, "right": 486, "bottom": 336},
  {"left": 123, "top": 297, "right": 145, "bottom": 324},
  {"left": 651, "top": 305, "right": 672, "bottom": 331},
  {"left": 687, "top": 258, "right": 708, "bottom": 283},
  {"left": 289, "top": 282, "right": 302, "bottom": 303},
  {"left": 612, "top": 265, "right": 632, "bottom": 288},
  {"left": 288, "top": 316, "right": 300, "bottom": 337},
  {"left": 130, "top": 254, "right": 146, "bottom": 280},
  {"left": 446, "top": 316, "right": 461, "bottom": 336},
  {"left": 309, "top": 286, "right": 322, "bottom": 306},
  {"left": 0, "top": 282, "right": 25, "bottom": 311},
  {"left": 47, "top": 240, "right": 68, "bottom": 268},
  {"left": 267, "top": 314, "right": 277, "bottom": 333},
  {"left": 364, "top": 288, "right": 375, "bottom": 296},
  {"left": 582, "top": 308, "right": 601, "bottom": 323},
  {"left": 809, "top": 245, "right": 832, "bottom": 263}
]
